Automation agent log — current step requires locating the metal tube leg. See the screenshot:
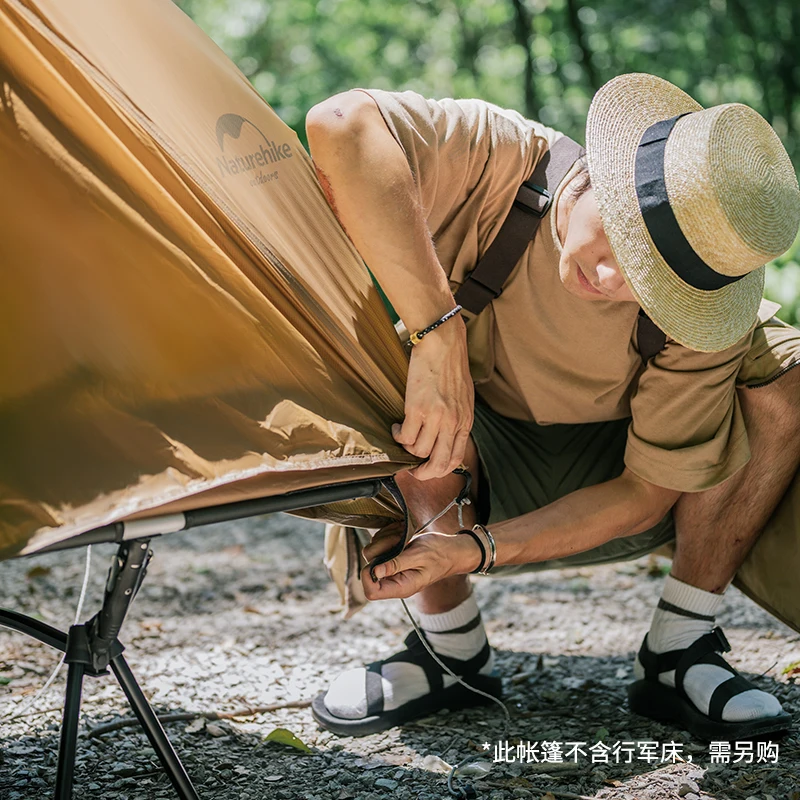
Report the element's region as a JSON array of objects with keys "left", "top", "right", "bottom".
[
  {"left": 54, "top": 661, "right": 85, "bottom": 800},
  {"left": 110, "top": 653, "right": 200, "bottom": 800}
]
